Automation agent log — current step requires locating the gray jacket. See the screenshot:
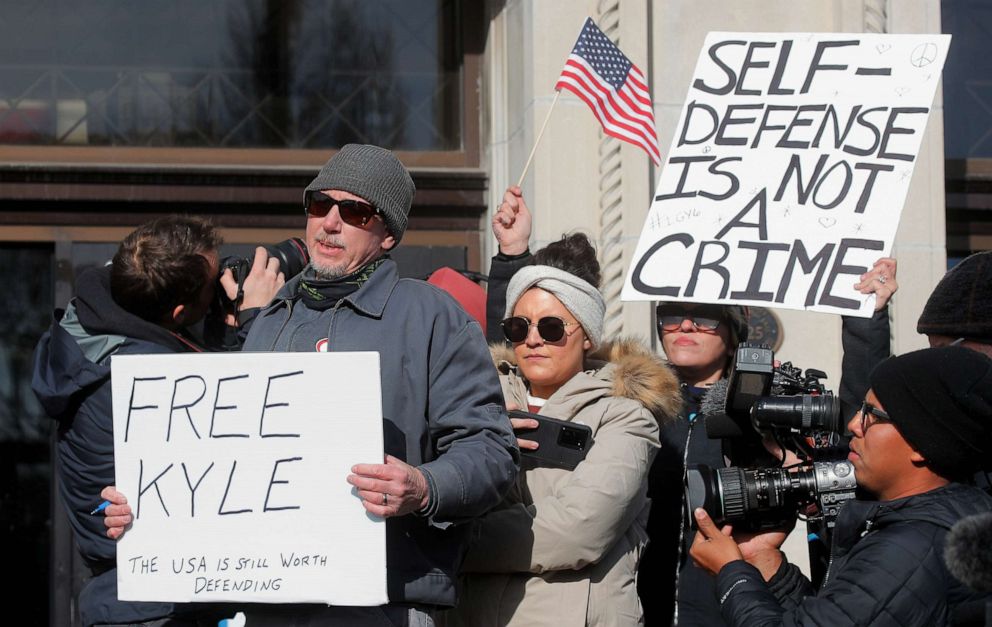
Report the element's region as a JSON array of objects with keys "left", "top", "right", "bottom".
[{"left": 242, "top": 259, "right": 519, "bottom": 607}]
